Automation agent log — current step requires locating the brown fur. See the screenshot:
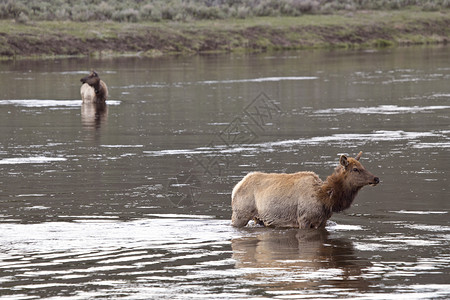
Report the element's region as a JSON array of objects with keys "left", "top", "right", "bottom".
[
  {"left": 80, "top": 70, "right": 108, "bottom": 103},
  {"left": 231, "top": 151, "right": 379, "bottom": 229}
]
